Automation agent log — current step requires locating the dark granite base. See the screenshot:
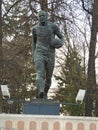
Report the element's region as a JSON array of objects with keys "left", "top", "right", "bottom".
[{"left": 23, "top": 99, "right": 60, "bottom": 115}]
